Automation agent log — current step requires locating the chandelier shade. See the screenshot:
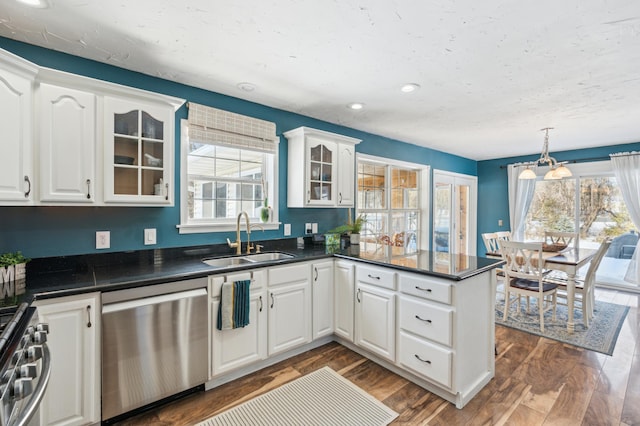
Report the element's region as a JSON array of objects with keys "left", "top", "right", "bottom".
[{"left": 518, "top": 128, "right": 572, "bottom": 180}]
